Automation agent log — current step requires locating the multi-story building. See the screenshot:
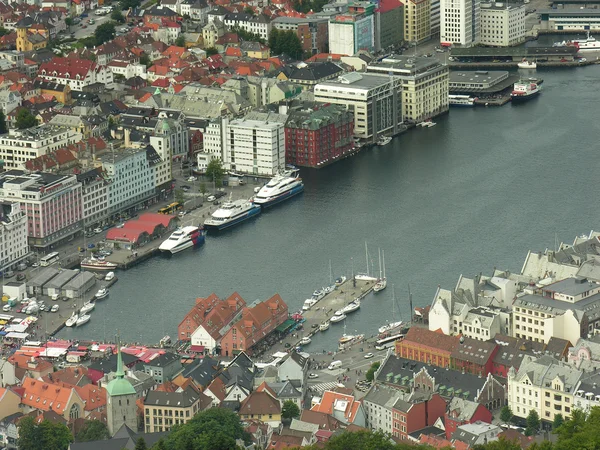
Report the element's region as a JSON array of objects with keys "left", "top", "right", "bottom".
[
  {"left": 376, "top": 0, "right": 404, "bottom": 51},
  {"left": 273, "top": 16, "right": 329, "bottom": 55},
  {"left": 149, "top": 112, "right": 188, "bottom": 189},
  {"left": 38, "top": 57, "right": 114, "bottom": 90},
  {"left": 144, "top": 386, "right": 205, "bottom": 433},
  {"left": 225, "top": 118, "right": 285, "bottom": 176},
  {"left": 404, "top": 0, "right": 432, "bottom": 43},
  {"left": 431, "top": 0, "right": 441, "bottom": 36},
  {"left": 77, "top": 168, "right": 109, "bottom": 229},
  {"left": 440, "top": 0, "right": 479, "bottom": 46},
  {"left": 223, "top": 12, "right": 271, "bottom": 40},
  {"left": 392, "top": 391, "right": 447, "bottom": 440},
  {"left": 0, "top": 202, "right": 28, "bottom": 272},
  {"left": 0, "top": 125, "right": 81, "bottom": 170},
  {"left": 314, "top": 72, "right": 403, "bottom": 141},
  {"left": 367, "top": 55, "right": 448, "bottom": 122},
  {"left": 363, "top": 383, "right": 409, "bottom": 433},
  {"left": 508, "top": 355, "right": 582, "bottom": 423},
  {"left": 101, "top": 149, "right": 155, "bottom": 218},
  {"left": 284, "top": 102, "right": 354, "bottom": 168},
  {"left": 0, "top": 171, "right": 82, "bottom": 248},
  {"left": 328, "top": 3, "right": 376, "bottom": 55},
  {"left": 479, "top": 2, "right": 526, "bottom": 47}
]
